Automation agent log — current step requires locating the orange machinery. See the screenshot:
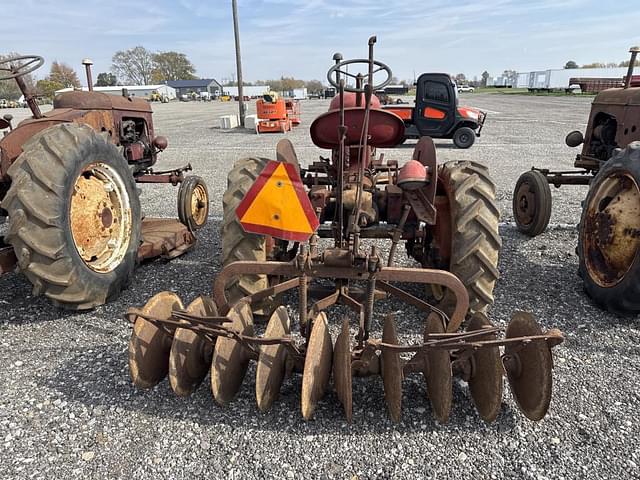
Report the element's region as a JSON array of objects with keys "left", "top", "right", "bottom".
[{"left": 256, "top": 92, "right": 300, "bottom": 133}]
